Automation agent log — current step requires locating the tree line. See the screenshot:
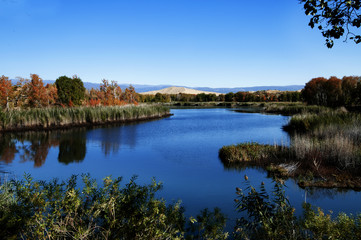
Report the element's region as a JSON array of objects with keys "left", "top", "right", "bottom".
[
  {"left": 139, "top": 90, "right": 302, "bottom": 103},
  {"left": 302, "top": 76, "right": 361, "bottom": 107},
  {"left": 139, "top": 75, "right": 361, "bottom": 108},
  {"left": 0, "top": 74, "right": 139, "bottom": 110}
]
